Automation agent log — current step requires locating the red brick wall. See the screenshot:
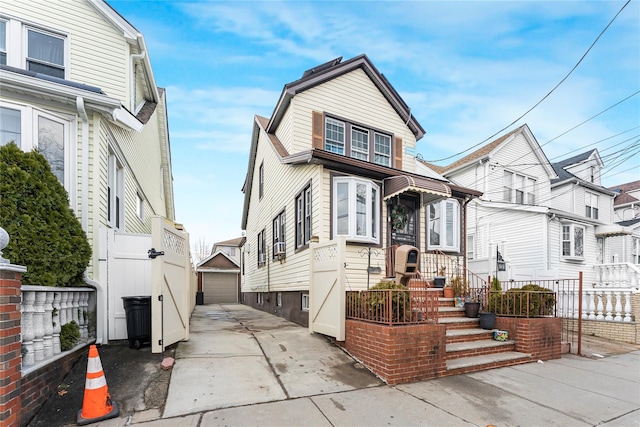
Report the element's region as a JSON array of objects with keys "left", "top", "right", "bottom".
[
  {"left": 20, "top": 349, "right": 85, "bottom": 426},
  {"left": 0, "top": 269, "right": 23, "bottom": 427},
  {"left": 495, "top": 317, "right": 562, "bottom": 361},
  {"left": 343, "top": 320, "right": 447, "bottom": 385}
]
